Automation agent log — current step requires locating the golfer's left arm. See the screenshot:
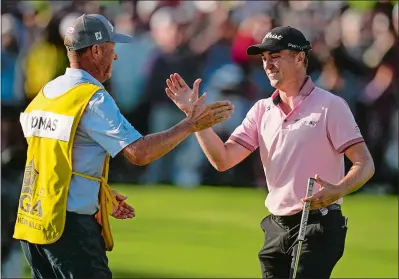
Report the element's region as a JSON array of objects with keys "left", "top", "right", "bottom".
[
  {"left": 338, "top": 142, "right": 375, "bottom": 195},
  {"left": 327, "top": 97, "right": 375, "bottom": 194}
]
